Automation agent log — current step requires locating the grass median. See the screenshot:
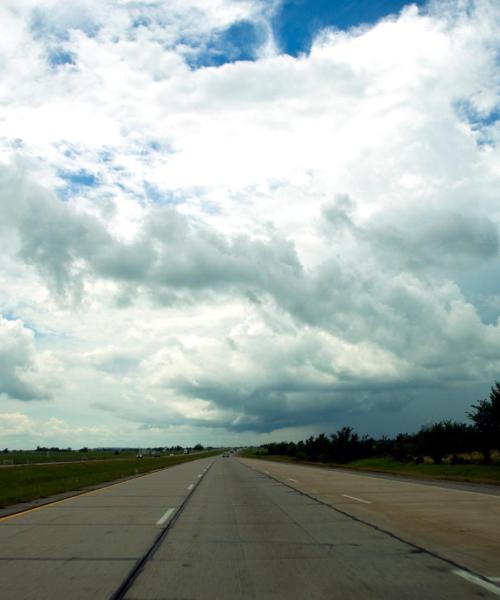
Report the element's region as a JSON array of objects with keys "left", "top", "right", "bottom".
[
  {"left": 0, "top": 450, "right": 139, "bottom": 465},
  {"left": 241, "top": 451, "right": 500, "bottom": 486},
  {"left": 0, "top": 451, "right": 220, "bottom": 508}
]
